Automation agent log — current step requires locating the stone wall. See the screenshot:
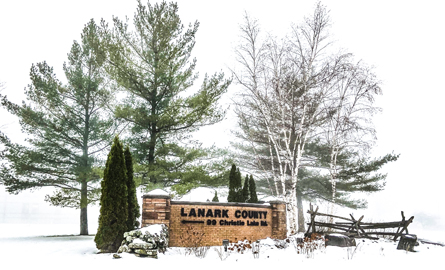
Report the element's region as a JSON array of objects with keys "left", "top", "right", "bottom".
[{"left": 141, "top": 194, "right": 287, "bottom": 247}]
